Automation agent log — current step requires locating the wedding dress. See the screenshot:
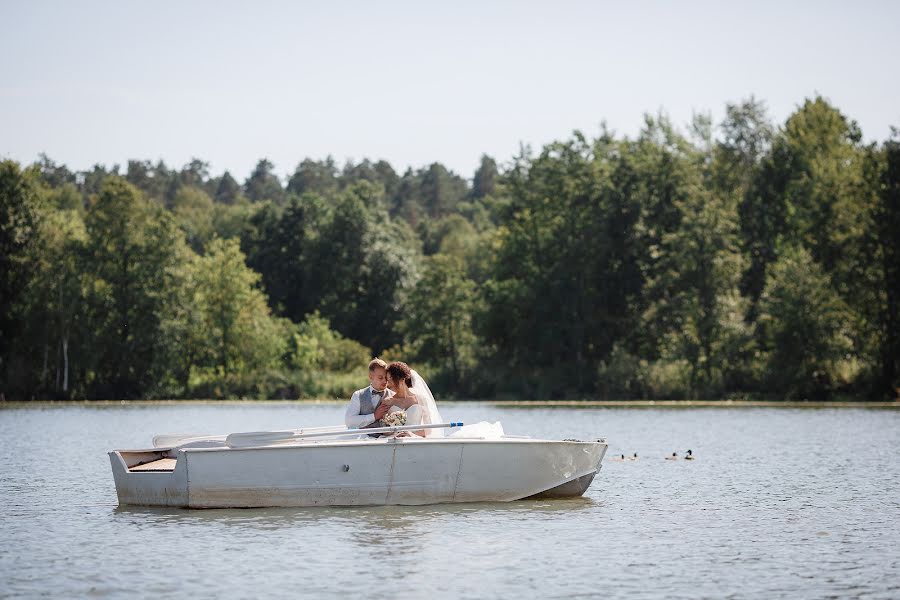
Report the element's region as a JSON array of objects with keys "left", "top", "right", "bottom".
[
  {"left": 409, "top": 370, "right": 443, "bottom": 437},
  {"left": 395, "top": 370, "right": 504, "bottom": 439}
]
